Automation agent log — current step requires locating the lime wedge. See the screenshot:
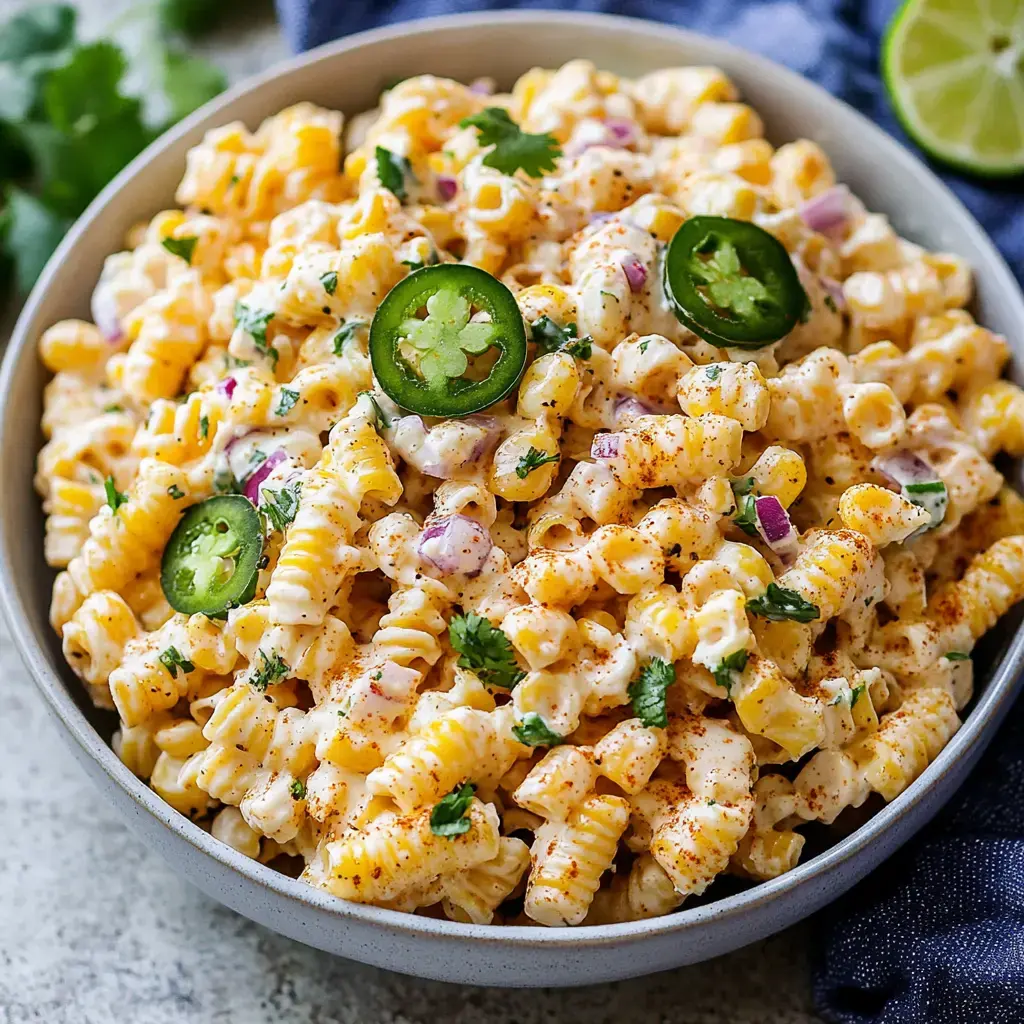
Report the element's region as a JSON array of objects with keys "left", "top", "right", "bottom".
[{"left": 882, "top": 0, "right": 1024, "bottom": 176}]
